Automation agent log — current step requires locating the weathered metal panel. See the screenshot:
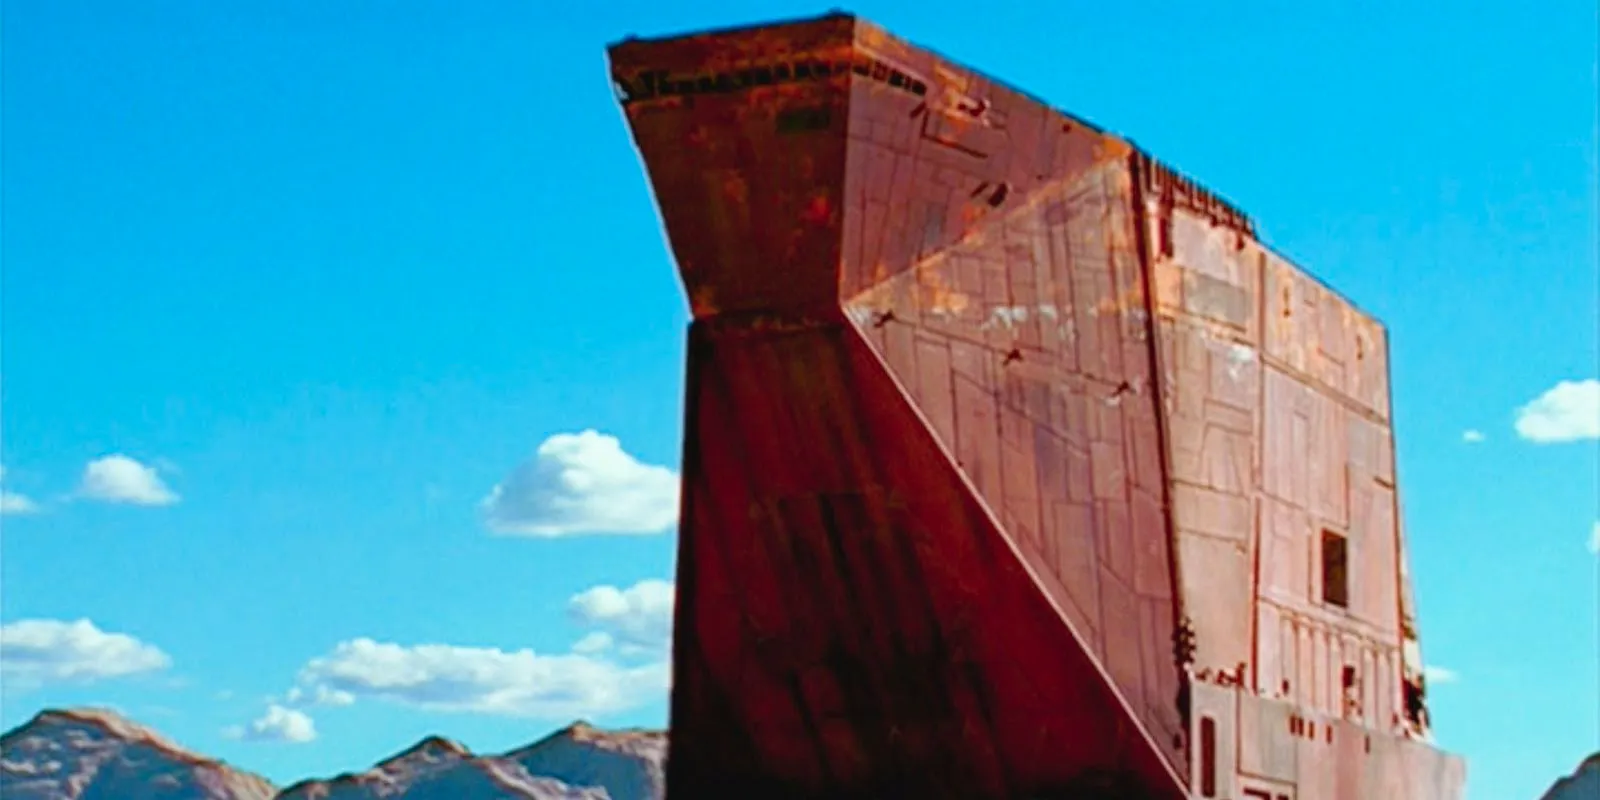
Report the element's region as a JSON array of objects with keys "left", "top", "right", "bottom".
[
  {"left": 1398, "top": 738, "right": 1468, "bottom": 799},
  {"left": 836, "top": 24, "right": 1187, "bottom": 775},
  {"left": 610, "top": 16, "right": 856, "bottom": 317},
  {"left": 1189, "top": 681, "right": 1239, "bottom": 799},
  {"left": 1148, "top": 195, "right": 1458, "bottom": 798},
  {"left": 662, "top": 314, "right": 1185, "bottom": 797},
  {"left": 1238, "top": 695, "right": 1298, "bottom": 784}
]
